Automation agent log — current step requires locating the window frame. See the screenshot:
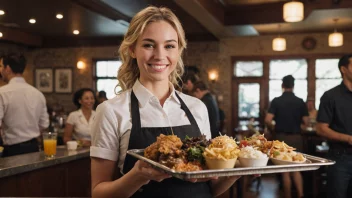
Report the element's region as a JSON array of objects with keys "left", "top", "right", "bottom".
[{"left": 93, "top": 58, "right": 122, "bottom": 97}]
